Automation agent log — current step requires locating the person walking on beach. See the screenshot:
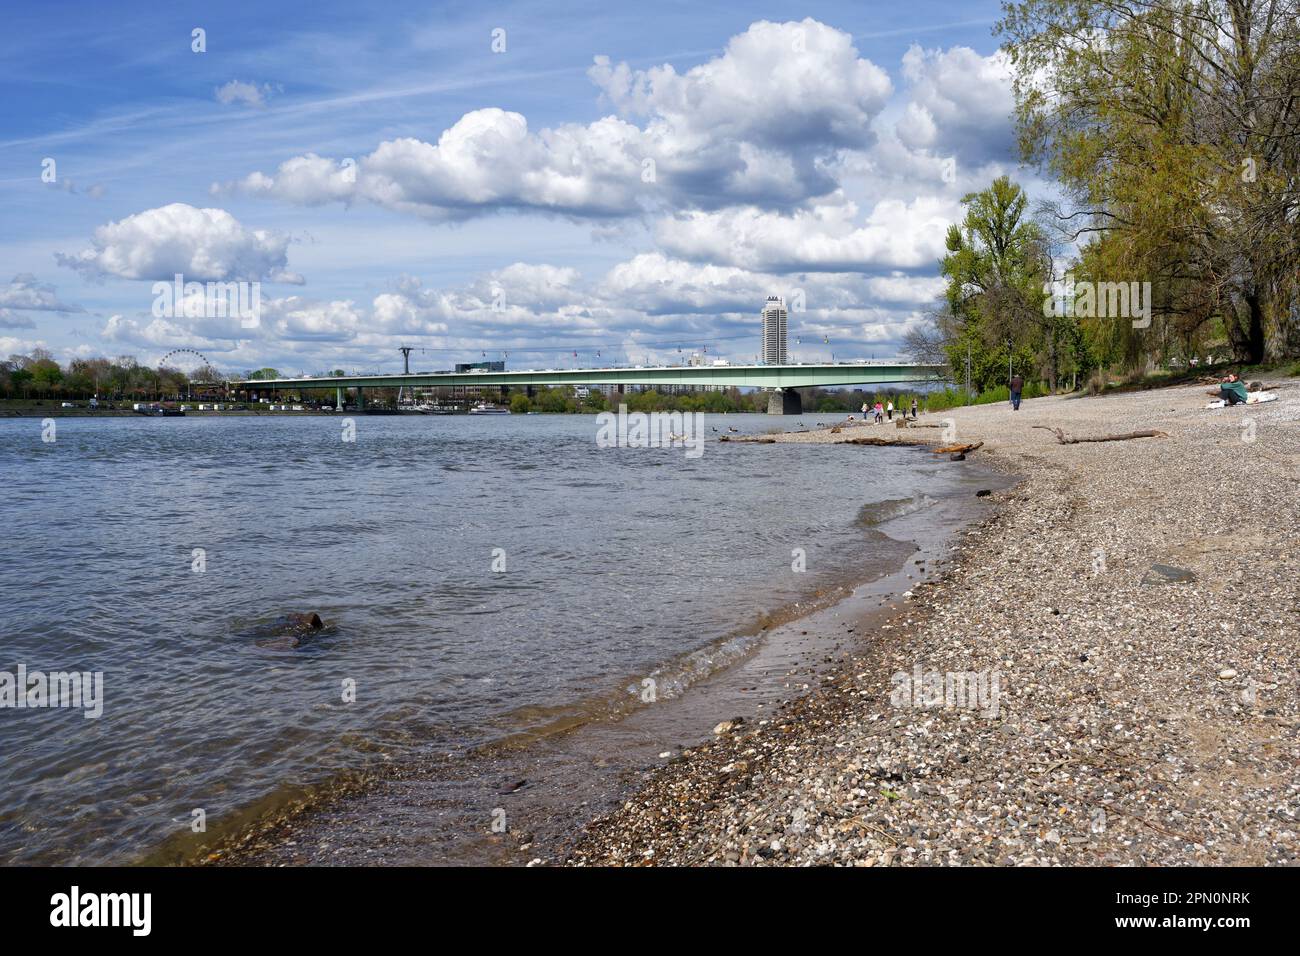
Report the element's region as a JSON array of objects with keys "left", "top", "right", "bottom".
[
  {"left": 910, "top": 397, "right": 918, "bottom": 420},
  {"left": 1009, "top": 373, "right": 1024, "bottom": 411},
  {"left": 874, "top": 401, "right": 884, "bottom": 423},
  {"left": 861, "top": 401, "right": 869, "bottom": 417},
  {"left": 886, "top": 400, "right": 894, "bottom": 421}
]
